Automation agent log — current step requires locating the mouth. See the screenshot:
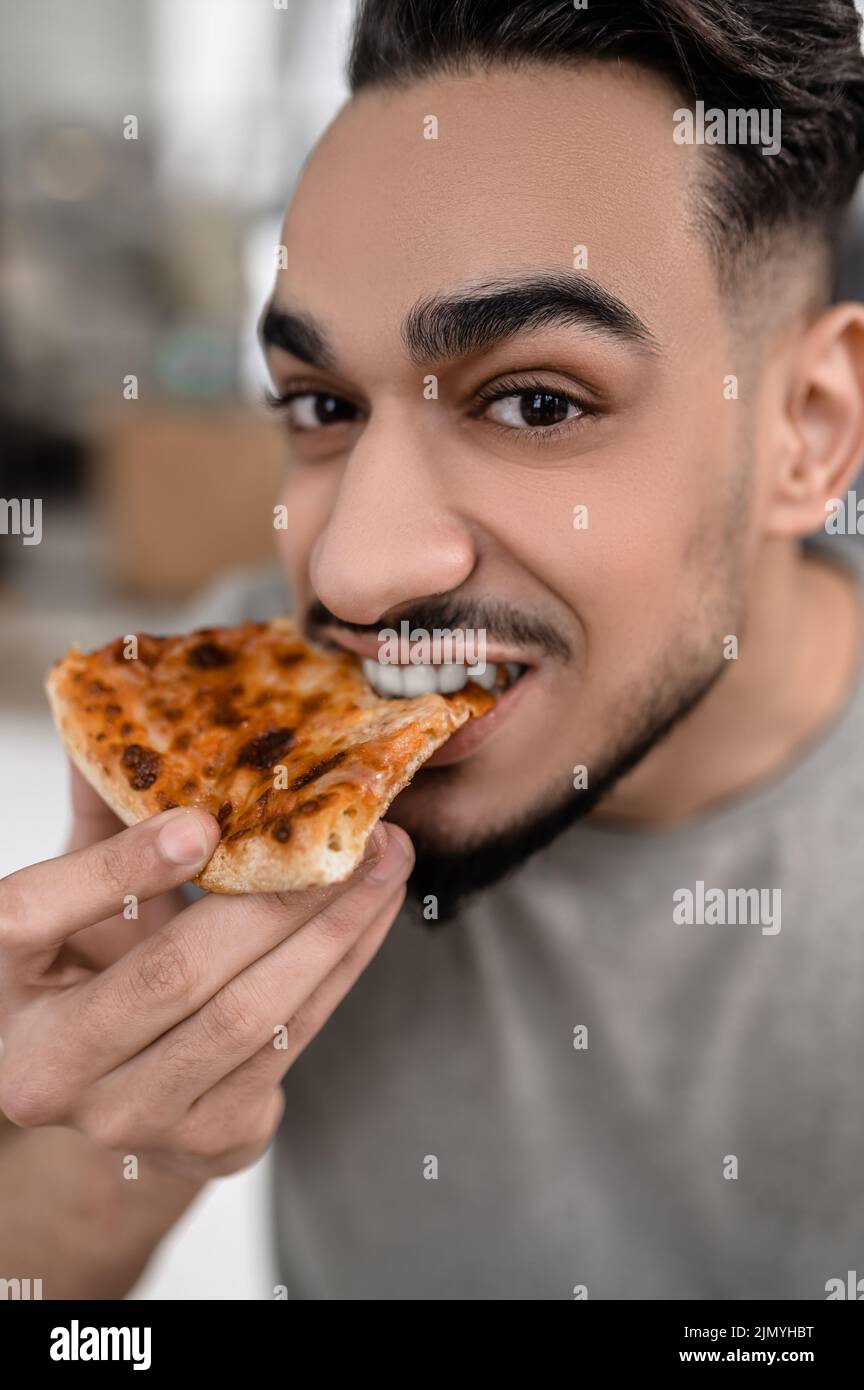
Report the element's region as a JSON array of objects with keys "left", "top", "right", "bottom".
[
  {"left": 360, "top": 658, "right": 527, "bottom": 699},
  {"left": 319, "top": 625, "right": 538, "bottom": 766},
  {"left": 422, "top": 661, "right": 536, "bottom": 766}
]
